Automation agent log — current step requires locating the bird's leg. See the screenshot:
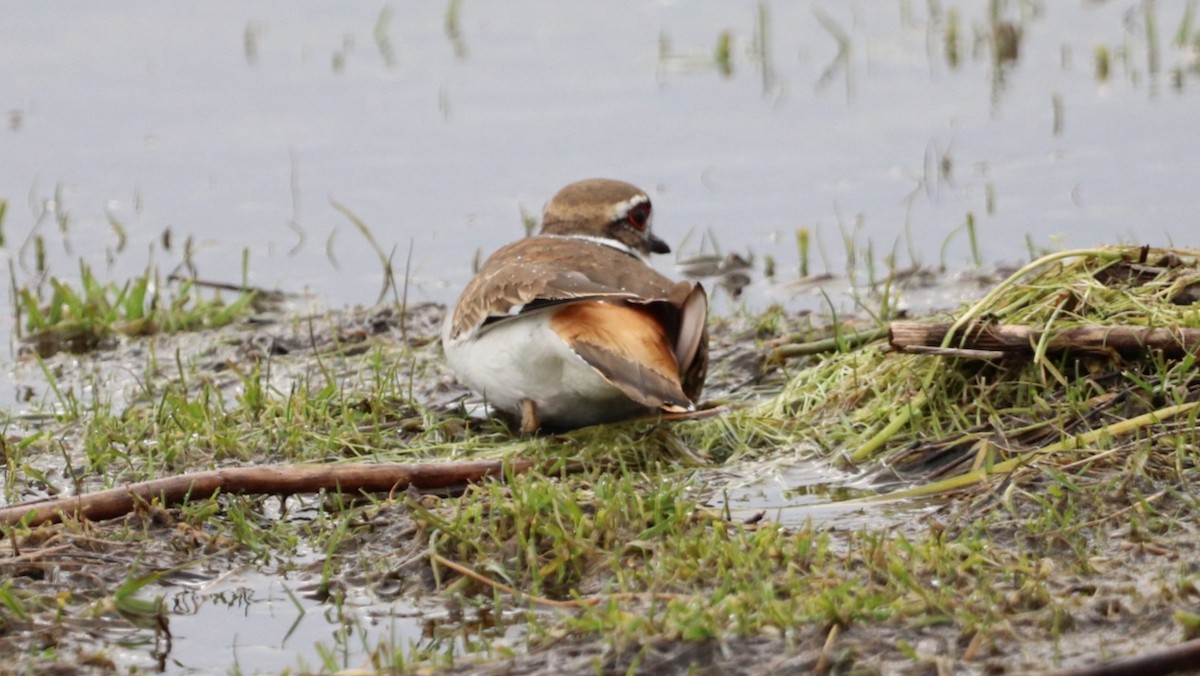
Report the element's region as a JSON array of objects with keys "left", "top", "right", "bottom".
[{"left": 519, "top": 398, "right": 540, "bottom": 435}]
